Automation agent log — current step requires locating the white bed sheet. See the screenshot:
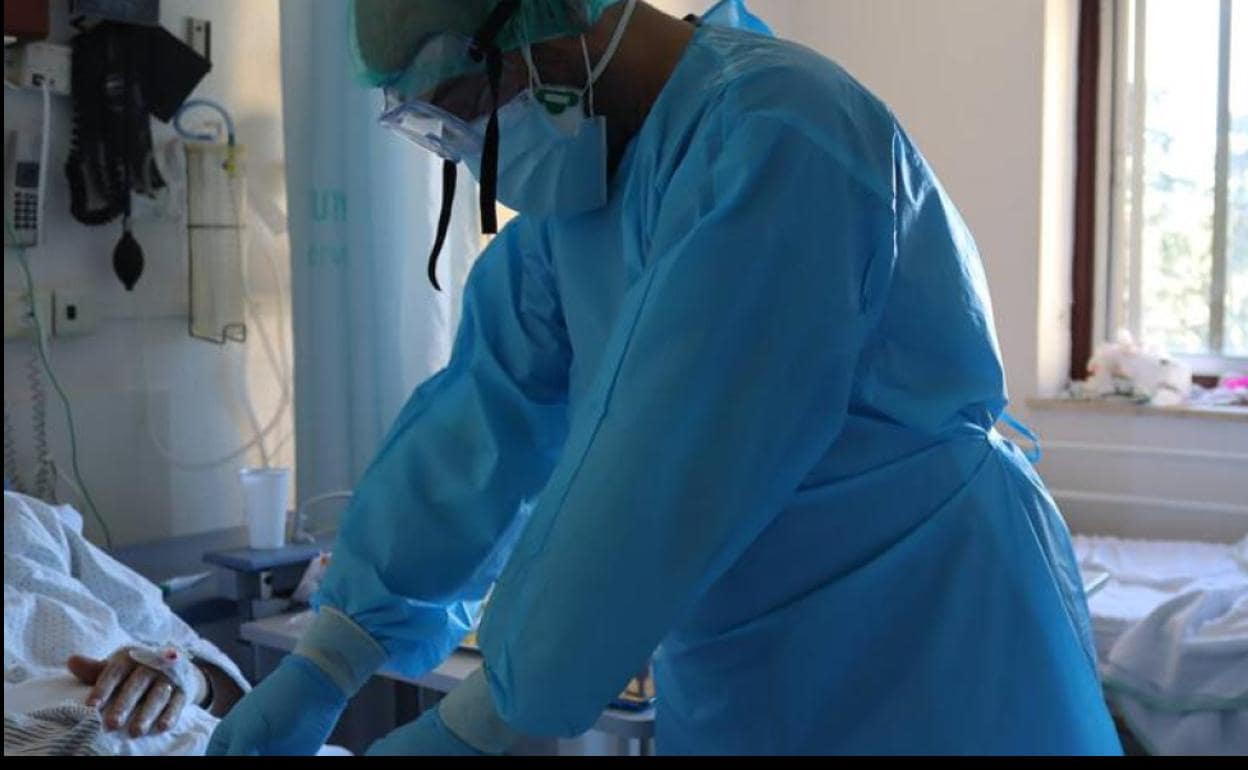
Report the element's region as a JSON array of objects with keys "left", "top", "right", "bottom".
[
  {"left": 3, "top": 492, "right": 349, "bottom": 756},
  {"left": 1072, "top": 533, "right": 1248, "bottom": 755}
]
